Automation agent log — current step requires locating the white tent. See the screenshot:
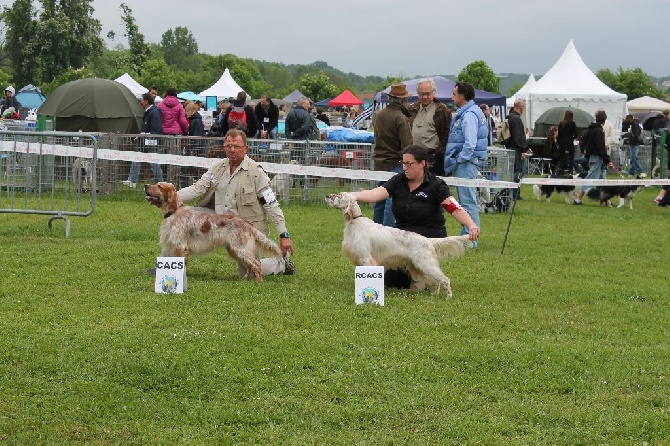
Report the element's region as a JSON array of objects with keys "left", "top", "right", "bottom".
[
  {"left": 199, "top": 68, "right": 245, "bottom": 101},
  {"left": 507, "top": 73, "right": 536, "bottom": 109},
  {"left": 113, "top": 73, "right": 162, "bottom": 102},
  {"left": 626, "top": 96, "right": 670, "bottom": 114},
  {"left": 525, "top": 40, "right": 627, "bottom": 130}
]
